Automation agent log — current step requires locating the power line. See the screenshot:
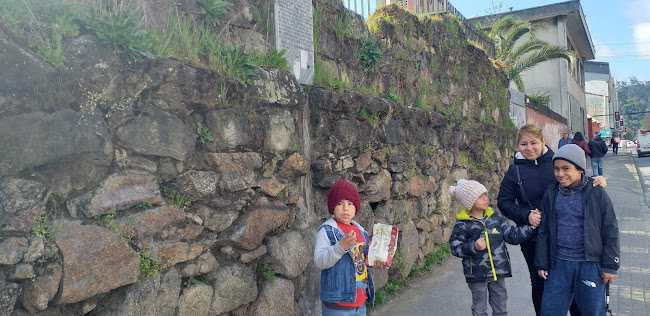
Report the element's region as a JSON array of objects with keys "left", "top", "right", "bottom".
[
  {"left": 596, "top": 41, "right": 650, "bottom": 46},
  {"left": 590, "top": 111, "right": 650, "bottom": 117}
]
